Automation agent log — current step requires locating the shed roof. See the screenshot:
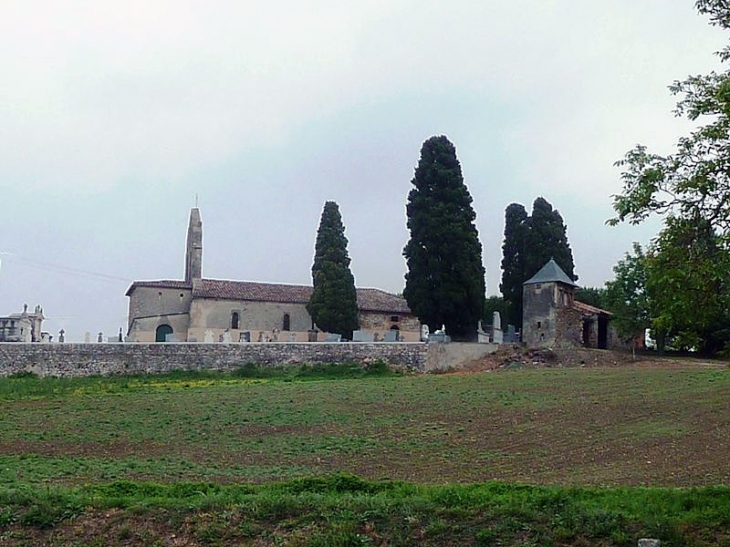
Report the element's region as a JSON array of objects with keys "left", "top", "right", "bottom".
[
  {"left": 523, "top": 259, "right": 578, "bottom": 287},
  {"left": 573, "top": 300, "right": 612, "bottom": 316}
]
